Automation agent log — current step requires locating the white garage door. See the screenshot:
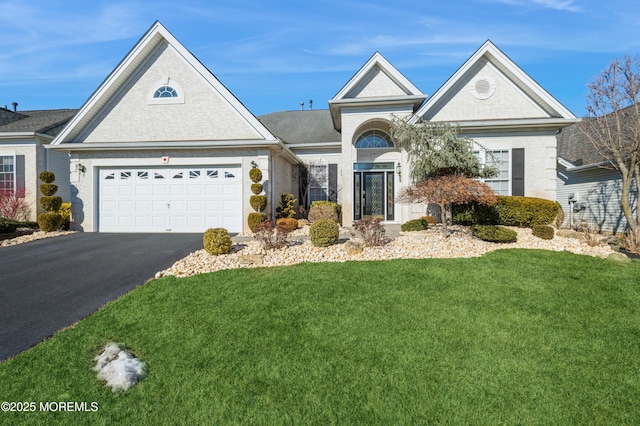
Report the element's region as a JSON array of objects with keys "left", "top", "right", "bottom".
[{"left": 99, "top": 166, "right": 242, "bottom": 232}]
